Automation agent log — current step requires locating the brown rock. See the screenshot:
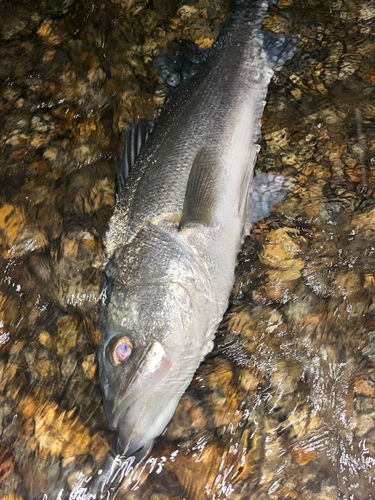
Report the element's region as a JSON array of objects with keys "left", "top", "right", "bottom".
[
  {"left": 89, "top": 433, "right": 111, "bottom": 464},
  {"left": 194, "top": 36, "right": 214, "bottom": 49},
  {"left": 36, "top": 359, "right": 58, "bottom": 380},
  {"left": 17, "top": 388, "right": 91, "bottom": 461},
  {"left": 209, "top": 360, "right": 244, "bottom": 428},
  {"left": 0, "top": 204, "right": 26, "bottom": 259},
  {"left": 37, "top": 20, "right": 61, "bottom": 45},
  {"left": 164, "top": 440, "right": 253, "bottom": 500},
  {"left": 38, "top": 331, "right": 52, "bottom": 349},
  {"left": 259, "top": 228, "right": 306, "bottom": 279},
  {"left": 87, "top": 67, "right": 106, "bottom": 84},
  {"left": 84, "top": 319, "right": 102, "bottom": 346},
  {"left": 239, "top": 366, "right": 263, "bottom": 395},
  {"left": 354, "top": 378, "right": 374, "bottom": 396},
  {"left": 10, "top": 148, "right": 27, "bottom": 162},
  {"left": 291, "top": 445, "right": 316, "bottom": 466},
  {"left": 82, "top": 354, "right": 96, "bottom": 380},
  {"left": 252, "top": 279, "right": 298, "bottom": 304},
  {"left": 52, "top": 315, "right": 79, "bottom": 358},
  {"left": 86, "top": 178, "right": 115, "bottom": 213},
  {"left": 27, "top": 160, "right": 49, "bottom": 174},
  {"left": 10, "top": 226, "right": 48, "bottom": 258},
  {"left": 0, "top": 445, "right": 14, "bottom": 484}
]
